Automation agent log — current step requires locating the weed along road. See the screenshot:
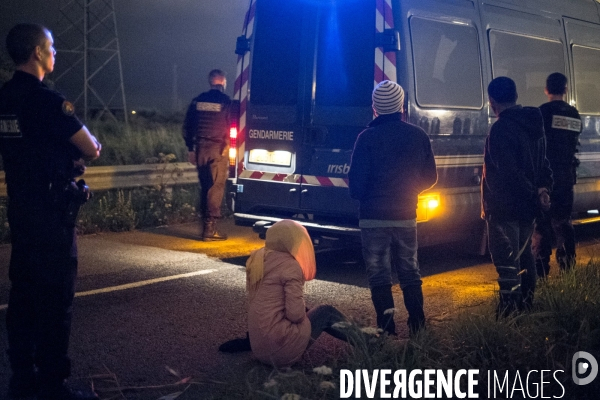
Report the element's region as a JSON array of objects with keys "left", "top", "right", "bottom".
[{"left": 0, "top": 219, "right": 599, "bottom": 399}]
